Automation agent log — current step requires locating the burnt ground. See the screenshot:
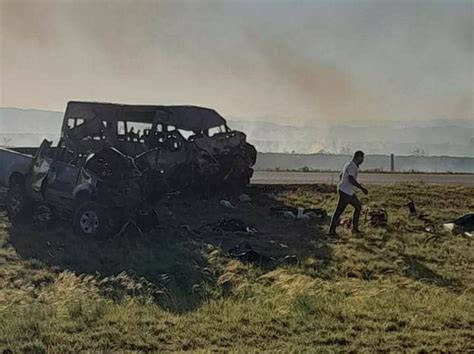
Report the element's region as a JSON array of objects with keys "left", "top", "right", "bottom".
[
  {"left": 3, "top": 185, "right": 335, "bottom": 312},
  {"left": 153, "top": 185, "right": 334, "bottom": 259}
]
